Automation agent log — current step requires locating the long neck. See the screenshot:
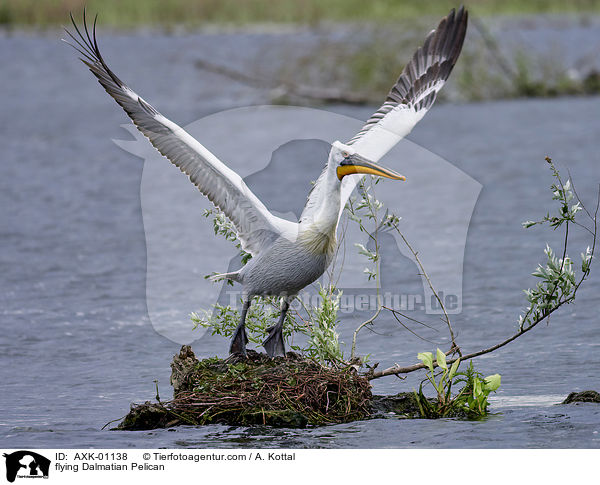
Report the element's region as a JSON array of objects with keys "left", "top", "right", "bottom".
[
  {"left": 297, "top": 157, "right": 342, "bottom": 254},
  {"left": 300, "top": 157, "right": 341, "bottom": 231}
]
